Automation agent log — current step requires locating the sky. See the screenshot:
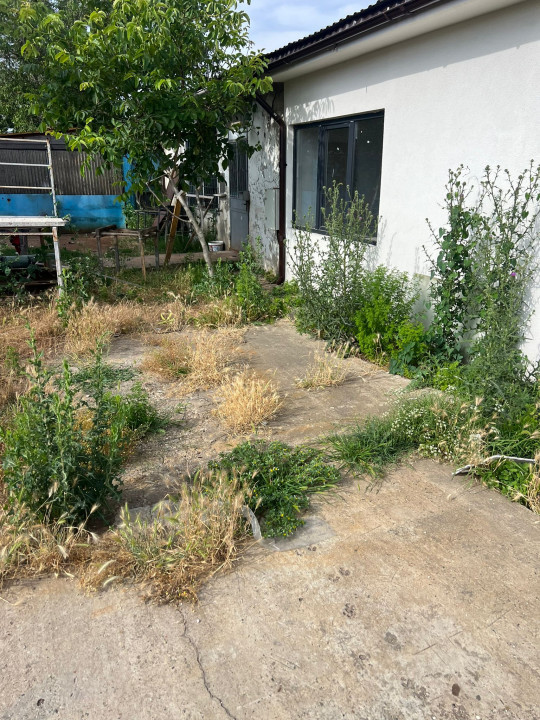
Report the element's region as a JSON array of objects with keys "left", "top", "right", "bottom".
[{"left": 246, "top": 0, "right": 374, "bottom": 54}]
